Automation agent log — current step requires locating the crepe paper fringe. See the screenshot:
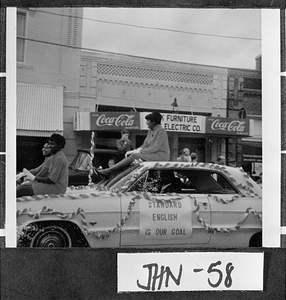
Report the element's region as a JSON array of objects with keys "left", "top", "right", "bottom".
[
  {"left": 88, "top": 131, "right": 95, "bottom": 185},
  {"left": 17, "top": 192, "right": 262, "bottom": 242}
]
